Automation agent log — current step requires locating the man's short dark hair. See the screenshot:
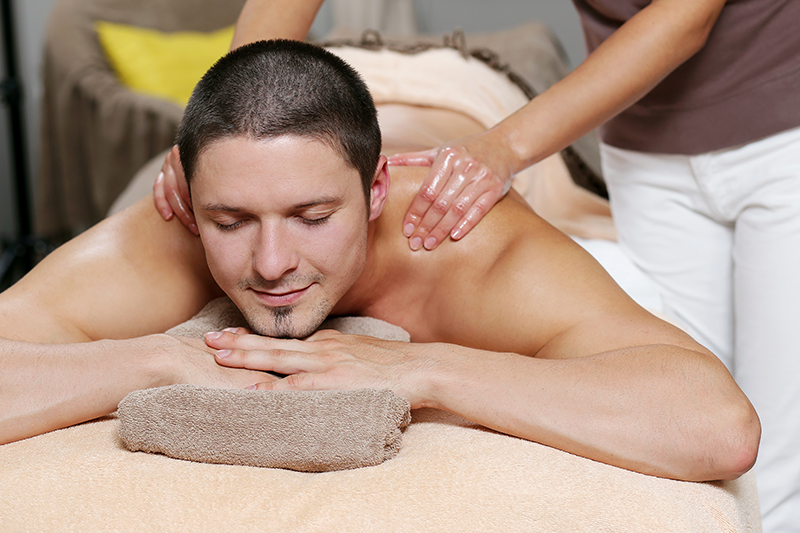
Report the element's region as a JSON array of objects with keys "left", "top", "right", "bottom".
[{"left": 177, "top": 39, "right": 382, "bottom": 202}]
